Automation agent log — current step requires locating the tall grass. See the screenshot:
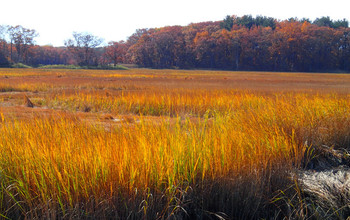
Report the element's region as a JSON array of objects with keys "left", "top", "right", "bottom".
[
  {"left": 0, "top": 83, "right": 54, "bottom": 93},
  {"left": 0, "top": 92, "right": 349, "bottom": 218}
]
